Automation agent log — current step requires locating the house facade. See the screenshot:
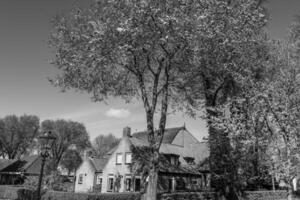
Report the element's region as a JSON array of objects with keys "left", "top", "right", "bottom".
[
  {"left": 74, "top": 156, "right": 108, "bottom": 192},
  {"left": 74, "top": 126, "right": 209, "bottom": 193}
]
